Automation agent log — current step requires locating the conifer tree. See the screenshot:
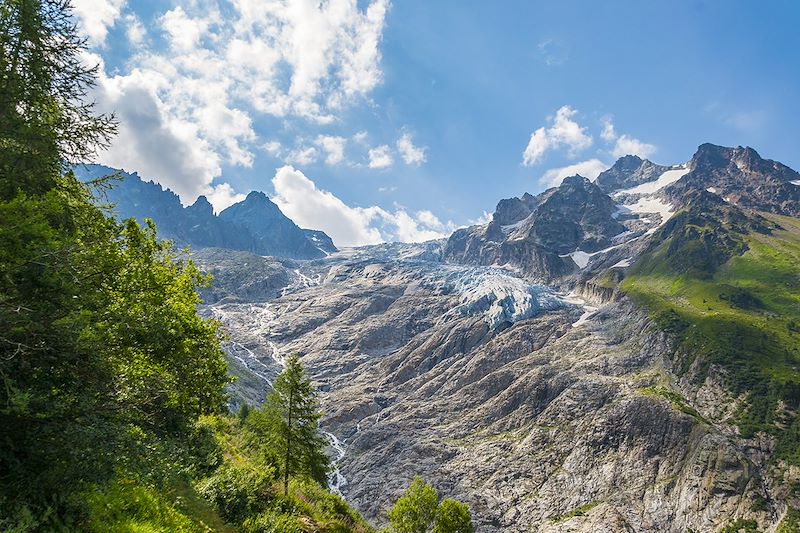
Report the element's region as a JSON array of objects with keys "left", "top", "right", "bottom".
[{"left": 266, "top": 354, "right": 330, "bottom": 495}]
